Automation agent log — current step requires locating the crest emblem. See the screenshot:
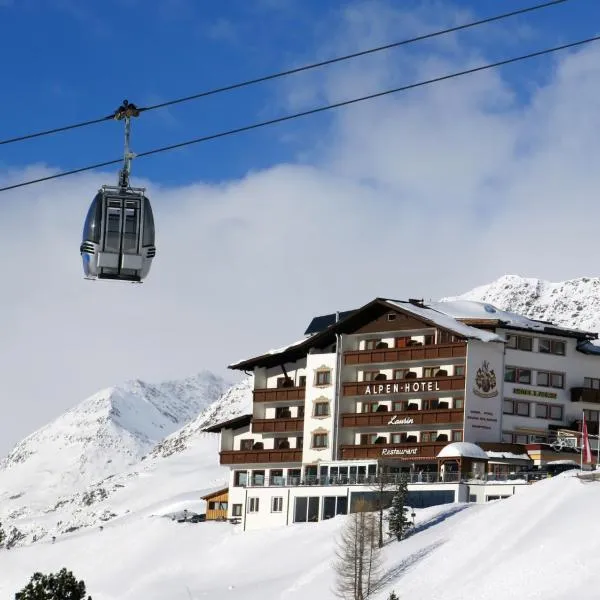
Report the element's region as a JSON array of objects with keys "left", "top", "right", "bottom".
[{"left": 473, "top": 360, "right": 498, "bottom": 398}]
